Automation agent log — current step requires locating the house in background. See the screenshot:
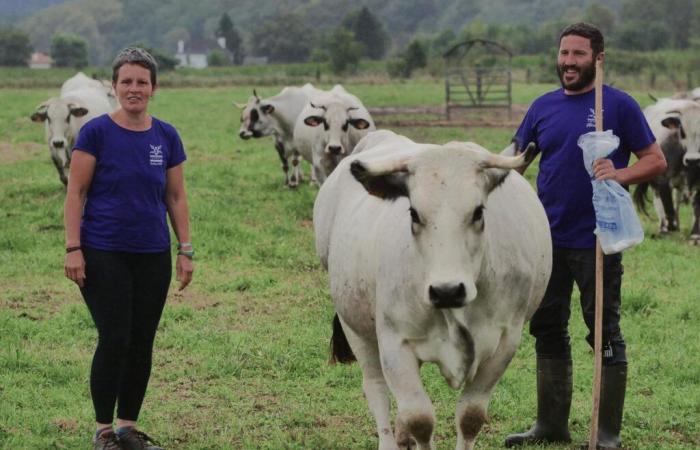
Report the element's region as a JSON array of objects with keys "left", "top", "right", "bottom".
[
  {"left": 175, "top": 38, "right": 234, "bottom": 69},
  {"left": 29, "top": 52, "right": 53, "bottom": 69}
]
